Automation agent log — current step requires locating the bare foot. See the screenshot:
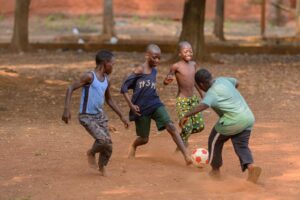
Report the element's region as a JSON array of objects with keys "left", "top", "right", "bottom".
[
  {"left": 185, "top": 155, "right": 193, "bottom": 166},
  {"left": 99, "top": 166, "right": 108, "bottom": 177},
  {"left": 86, "top": 149, "right": 97, "bottom": 169},
  {"left": 247, "top": 165, "right": 262, "bottom": 183},
  {"left": 209, "top": 169, "right": 221, "bottom": 180},
  {"left": 127, "top": 146, "right": 136, "bottom": 159}
]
